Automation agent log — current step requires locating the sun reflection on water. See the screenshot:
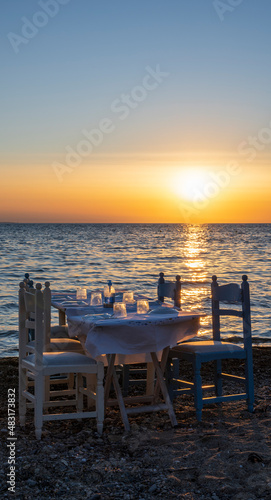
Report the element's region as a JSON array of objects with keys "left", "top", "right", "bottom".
[
  {"left": 180, "top": 226, "right": 211, "bottom": 335},
  {"left": 182, "top": 225, "right": 208, "bottom": 280}
]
